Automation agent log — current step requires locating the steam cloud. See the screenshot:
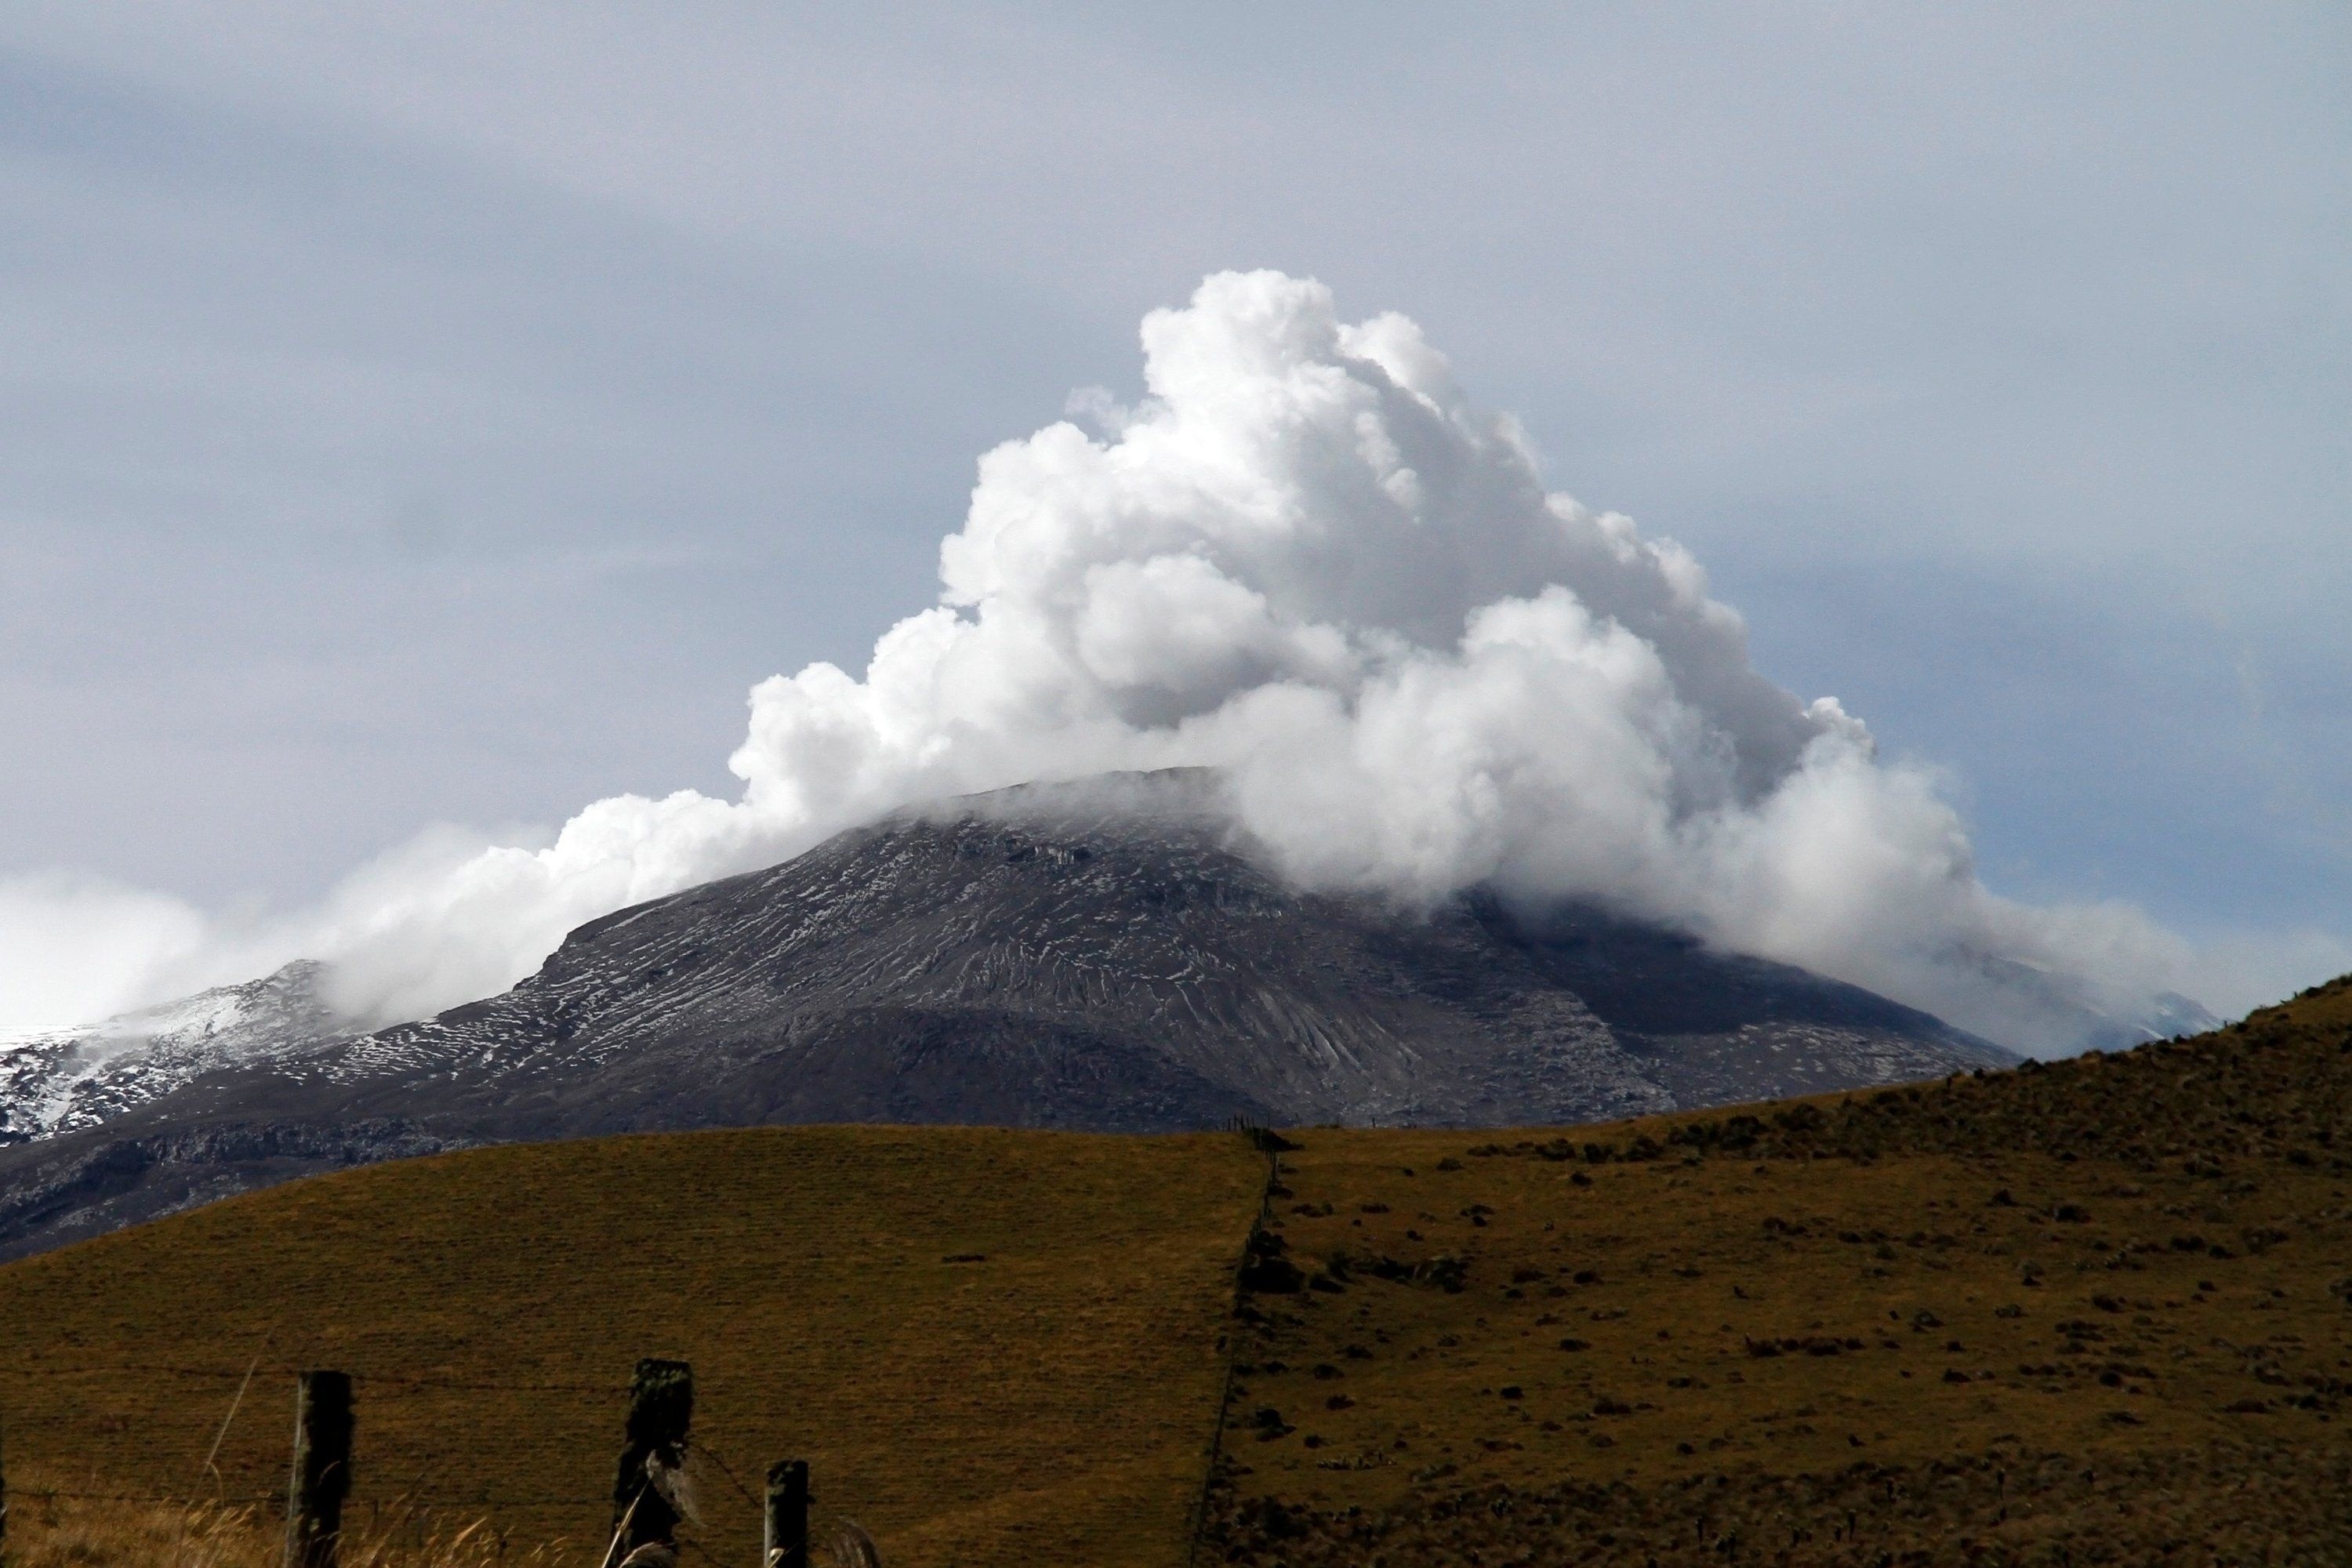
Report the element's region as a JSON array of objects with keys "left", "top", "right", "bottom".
[{"left": 2, "top": 272, "right": 2321, "bottom": 1050}]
